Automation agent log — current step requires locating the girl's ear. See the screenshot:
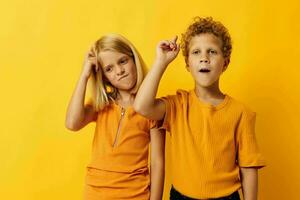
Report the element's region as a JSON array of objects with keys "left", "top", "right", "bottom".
[{"left": 185, "top": 63, "right": 191, "bottom": 72}]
